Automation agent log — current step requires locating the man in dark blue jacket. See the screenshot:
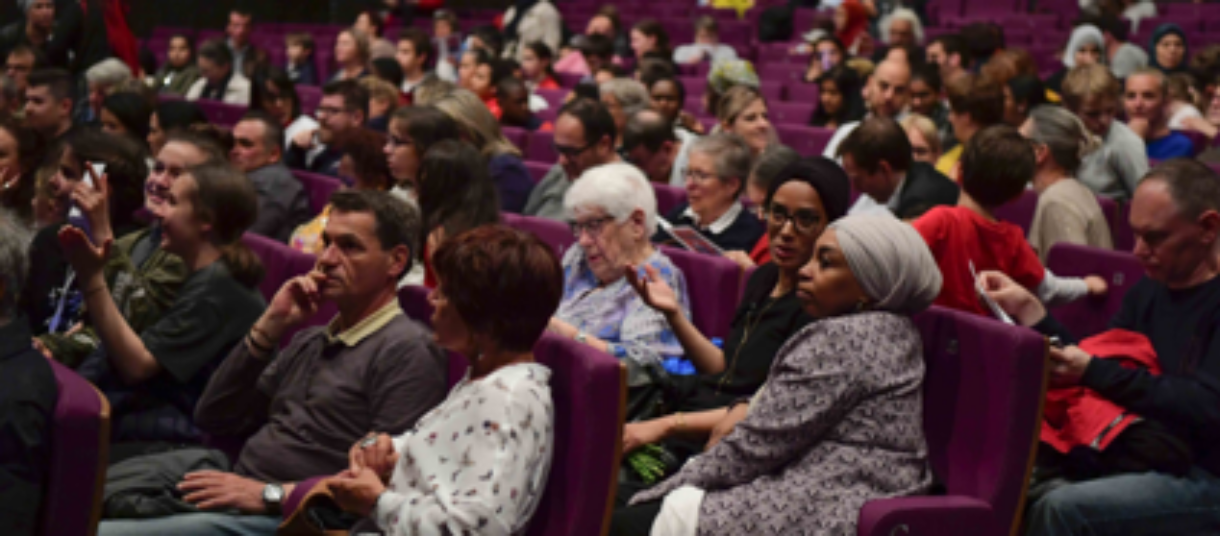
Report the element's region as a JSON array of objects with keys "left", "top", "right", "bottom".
[{"left": 985, "top": 159, "right": 1220, "bottom": 535}]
